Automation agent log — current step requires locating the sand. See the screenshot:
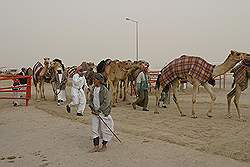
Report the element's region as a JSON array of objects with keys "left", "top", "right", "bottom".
[{"left": 0, "top": 81, "right": 249, "bottom": 167}]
